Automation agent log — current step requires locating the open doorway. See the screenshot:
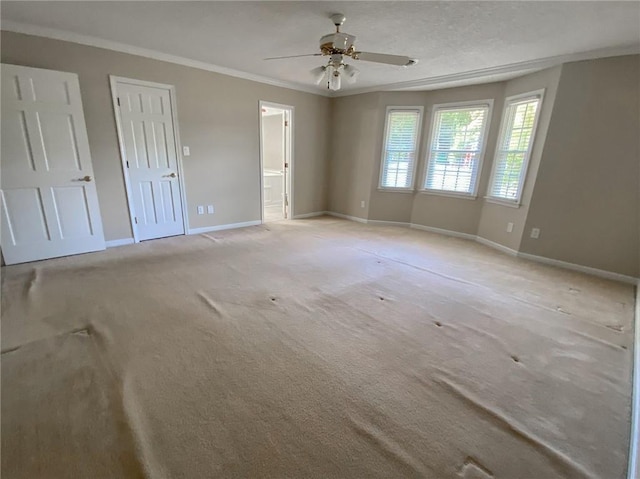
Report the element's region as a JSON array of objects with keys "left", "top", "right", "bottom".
[{"left": 259, "top": 102, "right": 293, "bottom": 222}]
